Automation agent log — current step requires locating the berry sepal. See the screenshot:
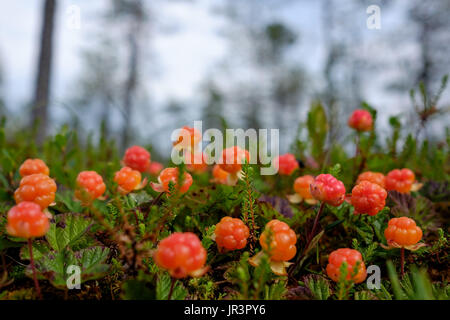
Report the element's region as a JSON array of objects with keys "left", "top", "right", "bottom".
[
  {"left": 286, "top": 193, "right": 318, "bottom": 205},
  {"left": 380, "top": 240, "right": 427, "bottom": 251},
  {"left": 248, "top": 251, "right": 292, "bottom": 276}
]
